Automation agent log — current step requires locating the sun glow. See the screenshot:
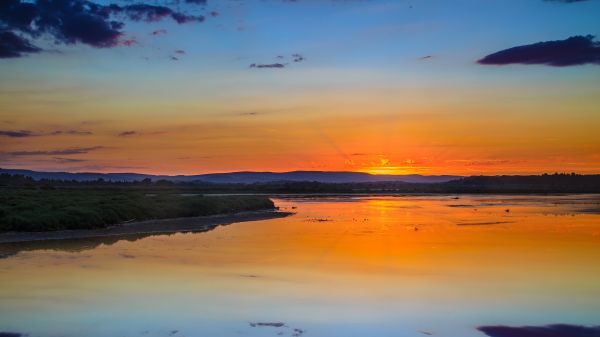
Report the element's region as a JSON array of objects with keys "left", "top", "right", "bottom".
[{"left": 362, "top": 166, "right": 417, "bottom": 176}]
